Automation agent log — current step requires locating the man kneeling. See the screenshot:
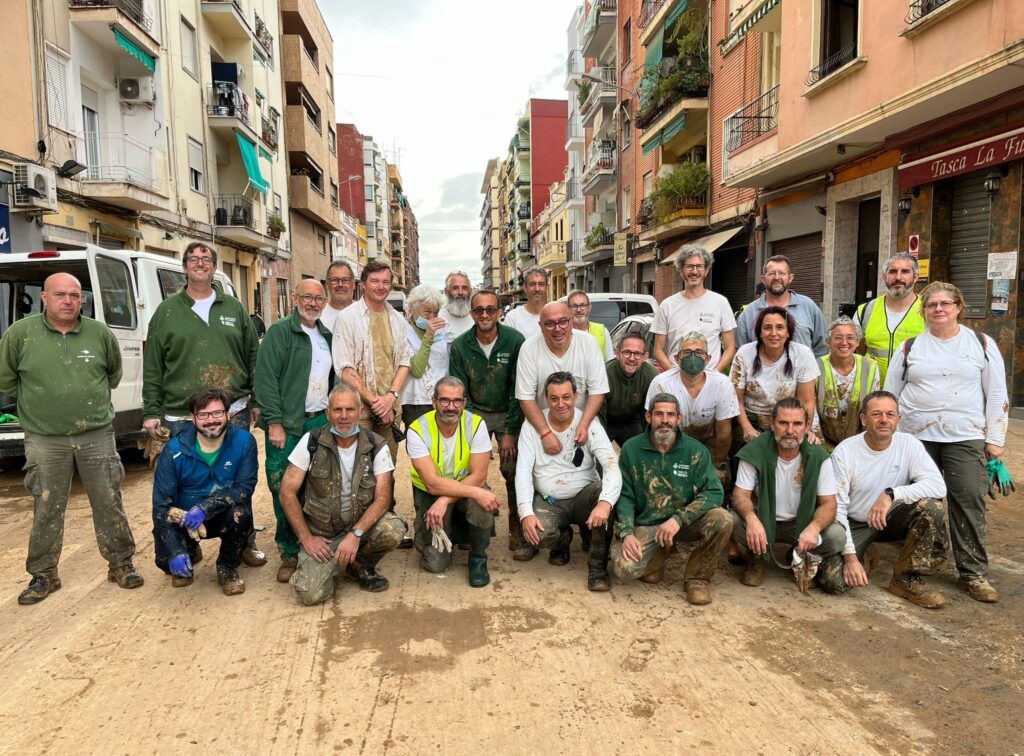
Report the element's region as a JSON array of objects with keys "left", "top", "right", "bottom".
[
  {"left": 152, "top": 388, "right": 257, "bottom": 595},
  {"left": 407, "top": 377, "right": 499, "bottom": 587},
  {"left": 817, "top": 391, "right": 948, "bottom": 607},
  {"left": 610, "top": 393, "right": 731, "bottom": 605},
  {"left": 516, "top": 372, "right": 621, "bottom": 590},
  {"left": 279, "top": 384, "right": 407, "bottom": 605}
]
